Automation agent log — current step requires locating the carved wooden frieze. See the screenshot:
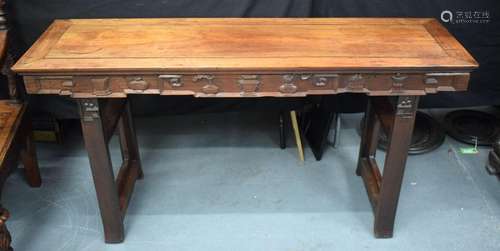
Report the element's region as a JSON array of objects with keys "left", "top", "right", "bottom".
[
  {"left": 312, "top": 74, "right": 339, "bottom": 88},
  {"left": 279, "top": 74, "right": 298, "bottom": 94},
  {"left": 60, "top": 79, "right": 75, "bottom": 96},
  {"left": 127, "top": 76, "right": 149, "bottom": 91},
  {"left": 424, "top": 73, "right": 470, "bottom": 93},
  {"left": 24, "top": 76, "right": 74, "bottom": 95},
  {"left": 391, "top": 73, "right": 408, "bottom": 93},
  {"left": 92, "top": 77, "right": 111, "bottom": 96},
  {"left": 23, "top": 72, "right": 470, "bottom": 98},
  {"left": 193, "top": 74, "right": 219, "bottom": 95},
  {"left": 345, "top": 74, "right": 367, "bottom": 91},
  {"left": 238, "top": 75, "right": 260, "bottom": 96},
  {"left": 159, "top": 75, "right": 183, "bottom": 88}
]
